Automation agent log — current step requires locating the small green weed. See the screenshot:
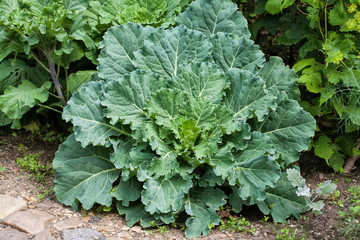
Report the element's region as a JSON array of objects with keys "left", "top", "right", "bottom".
[
  {"left": 95, "top": 205, "right": 112, "bottom": 213},
  {"left": 157, "top": 225, "right": 170, "bottom": 235},
  {"left": 37, "top": 186, "right": 54, "bottom": 201},
  {"left": 338, "top": 186, "right": 360, "bottom": 239},
  {"left": 28, "top": 122, "right": 67, "bottom": 143},
  {"left": 269, "top": 222, "right": 305, "bottom": 240},
  {"left": 16, "top": 144, "right": 53, "bottom": 183},
  {"left": 81, "top": 208, "right": 88, "bottom": 218},
  {"left": 0, "top": 140, "right": 9, "bottom": 145},
  {"left": 0, "top": 166, "right": 5, "bottom": 173},
  {"left": 330, "top": 190, "right": 344, "bottom": 207},
  {"left": 219, "top": 215, "right": 255, "bottom": 234},
  {"left": 262, "top": 216, "right": 305, "bottom": 240}
]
